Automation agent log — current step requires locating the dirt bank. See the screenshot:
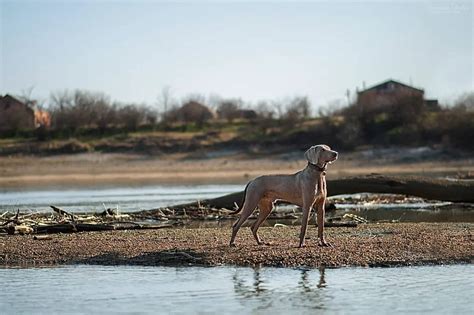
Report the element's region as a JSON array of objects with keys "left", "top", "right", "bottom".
[
  {"left": 1, "top": 223, "right": 472, "bottom": 268},
  {"left": 1, "top": 152, "right": 473, "bottom": 188}
]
